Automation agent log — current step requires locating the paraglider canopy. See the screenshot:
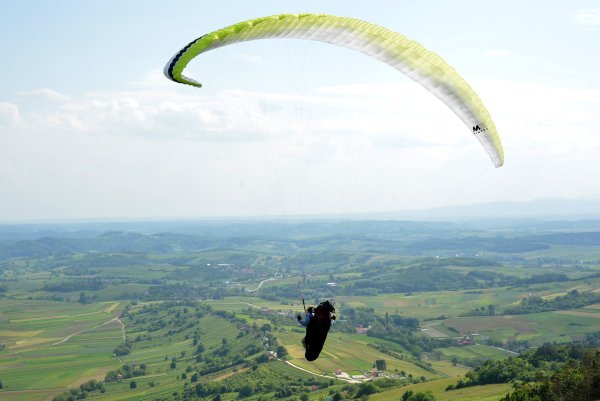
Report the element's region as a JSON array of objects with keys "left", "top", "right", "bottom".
[{"left": 164, "top": 13, "right": 504, "bottom": 168}]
